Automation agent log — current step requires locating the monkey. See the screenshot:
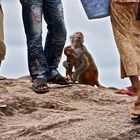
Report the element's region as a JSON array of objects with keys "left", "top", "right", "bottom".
[
  {"left": 63, "top": 45, "right": 90, "bottom": 82},
  {"left": 63, "top": 32, "right": 102, "bottom": 87},
  {"left": 63, "top": 46, "right": 75, "bottom": 79}
]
